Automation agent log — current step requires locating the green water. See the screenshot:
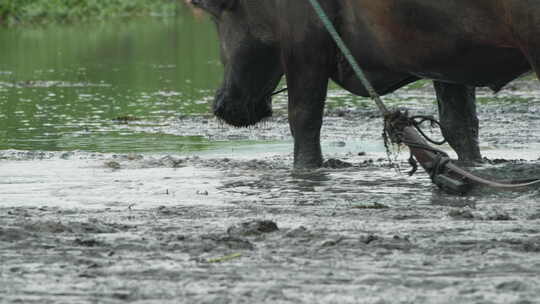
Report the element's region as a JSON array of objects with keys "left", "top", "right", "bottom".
[{"left": 0, "top": 11, "right": 228, "bottom": 153}]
